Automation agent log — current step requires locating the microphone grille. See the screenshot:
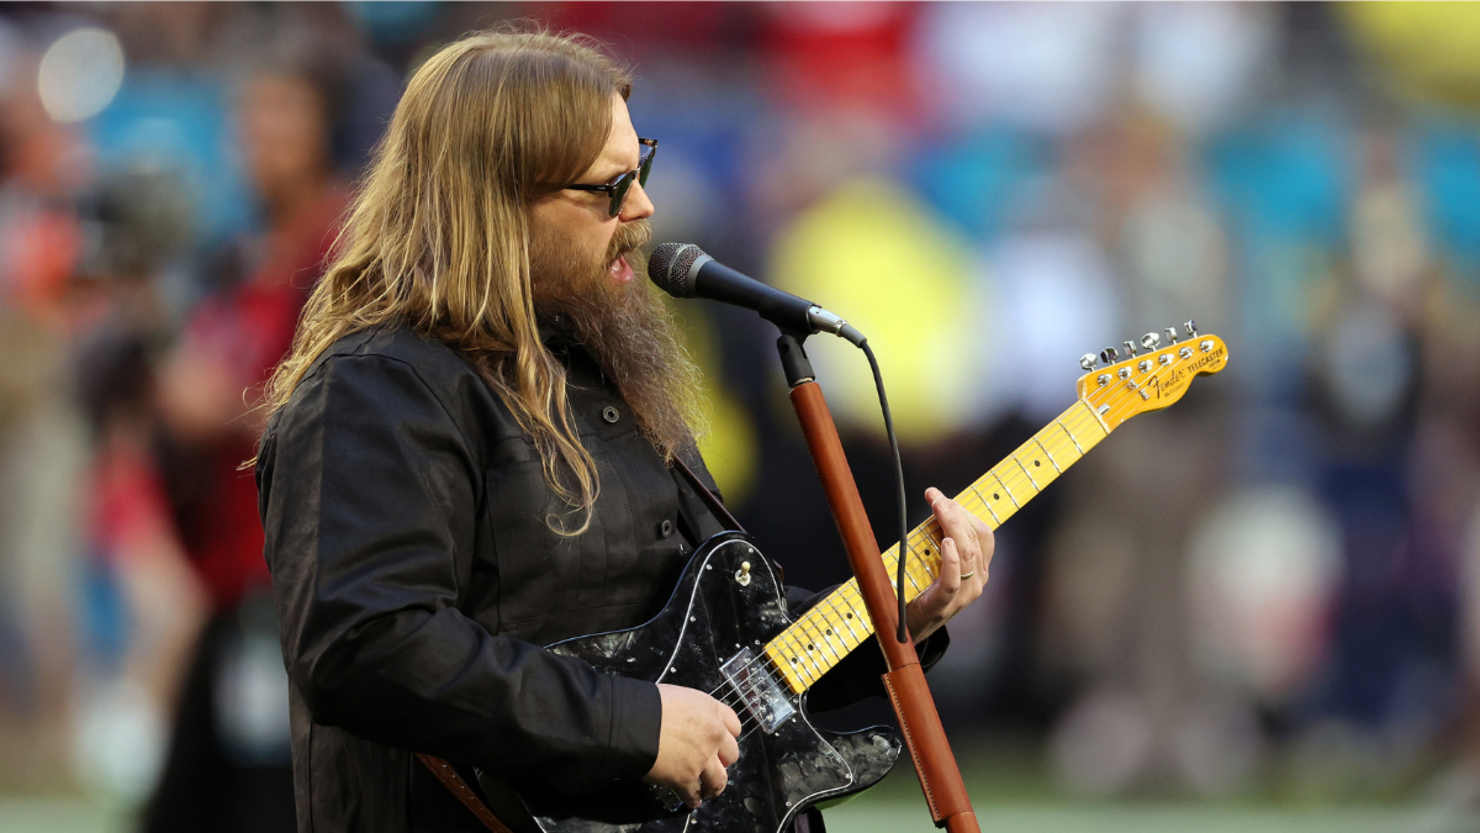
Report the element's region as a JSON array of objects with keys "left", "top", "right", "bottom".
[{"left": 647, "top": 242, "right": 707, "bottom": 298}]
